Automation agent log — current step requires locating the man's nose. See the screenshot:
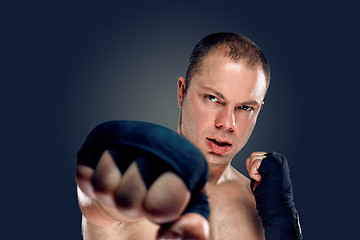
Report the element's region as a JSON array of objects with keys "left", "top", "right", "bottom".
[{"left": 215, "top": 107, "right": 235, "bottom": 131}]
